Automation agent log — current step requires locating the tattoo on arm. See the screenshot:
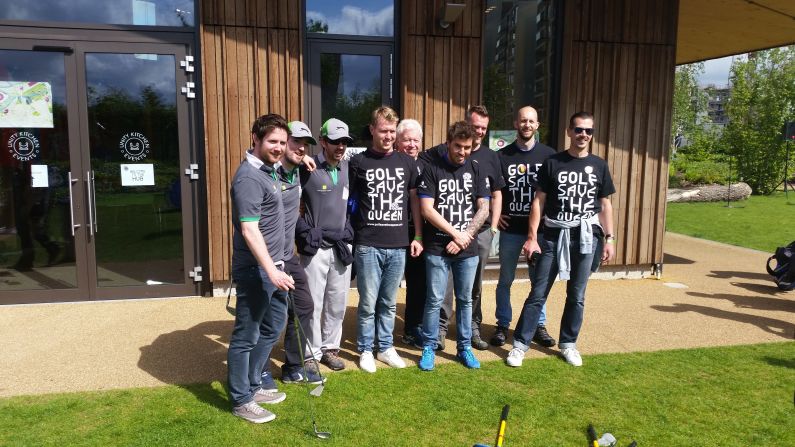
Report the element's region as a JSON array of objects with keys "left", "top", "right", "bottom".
[{"left": 465, "top": 198, "right": 490, "bottom": 238}]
